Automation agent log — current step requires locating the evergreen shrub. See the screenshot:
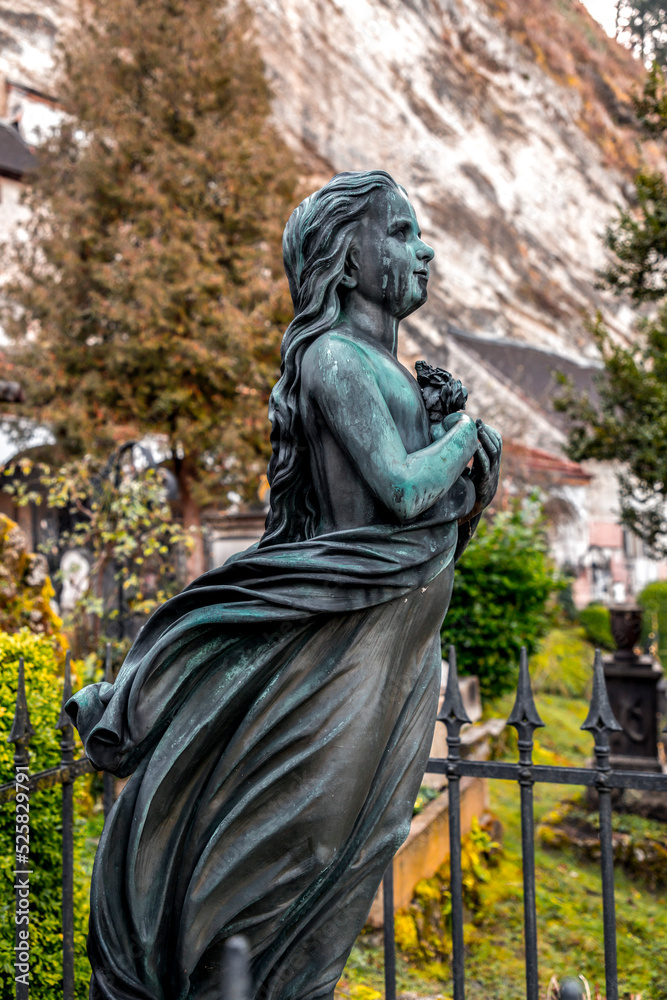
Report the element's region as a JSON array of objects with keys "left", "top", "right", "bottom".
[{"left": 441, "top": 500, "right": 561, "bottom": 699}]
